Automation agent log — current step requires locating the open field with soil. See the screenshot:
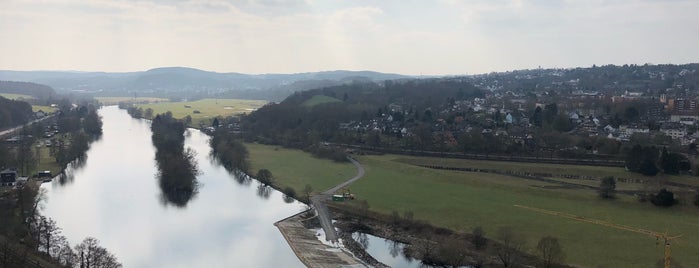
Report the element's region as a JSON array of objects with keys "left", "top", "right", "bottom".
[
  {"left": 246, "top": 144, "right": 699, "bottom": 268},
  {"left": 137, "top": 99, "right": 267, "bottom": 126}
]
